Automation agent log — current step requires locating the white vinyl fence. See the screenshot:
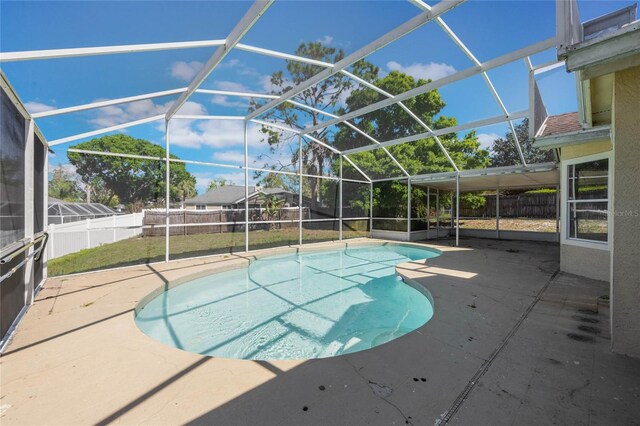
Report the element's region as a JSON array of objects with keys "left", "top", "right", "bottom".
[{"left": 47, "top": 213, "right": 144, "bottom": 260}]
